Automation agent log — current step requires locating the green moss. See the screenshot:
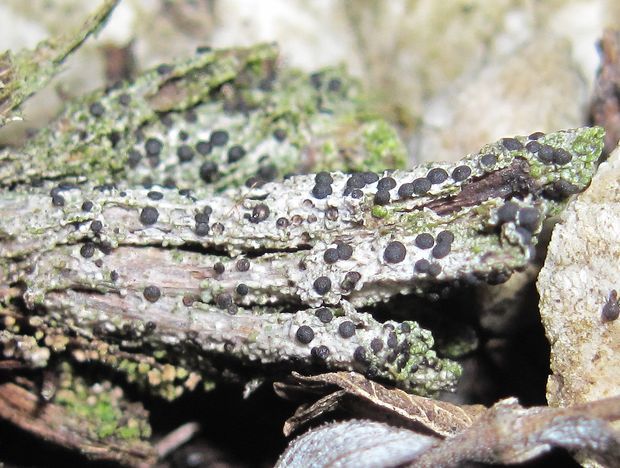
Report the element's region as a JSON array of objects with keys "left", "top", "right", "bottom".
[
  {"left": 371, "top": 205, "right": 388, "bottom": 218},
  {"left": 360, "top": 120, "right": 407, "bottom": 171}
]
